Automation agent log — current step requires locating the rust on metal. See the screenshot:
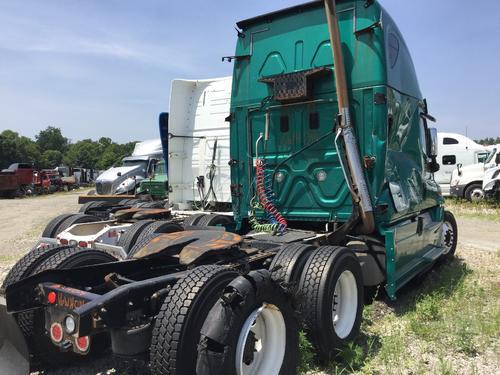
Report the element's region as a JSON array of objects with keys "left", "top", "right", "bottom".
[
  {"left": 114, "top": 208, "right": 170, "bottom": 221},
  {"left": 133, "top": 230, "right": 243, "bottom": 265},
  {"left": 132, "top": 208, "right": 171, "bottom": 220}
]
